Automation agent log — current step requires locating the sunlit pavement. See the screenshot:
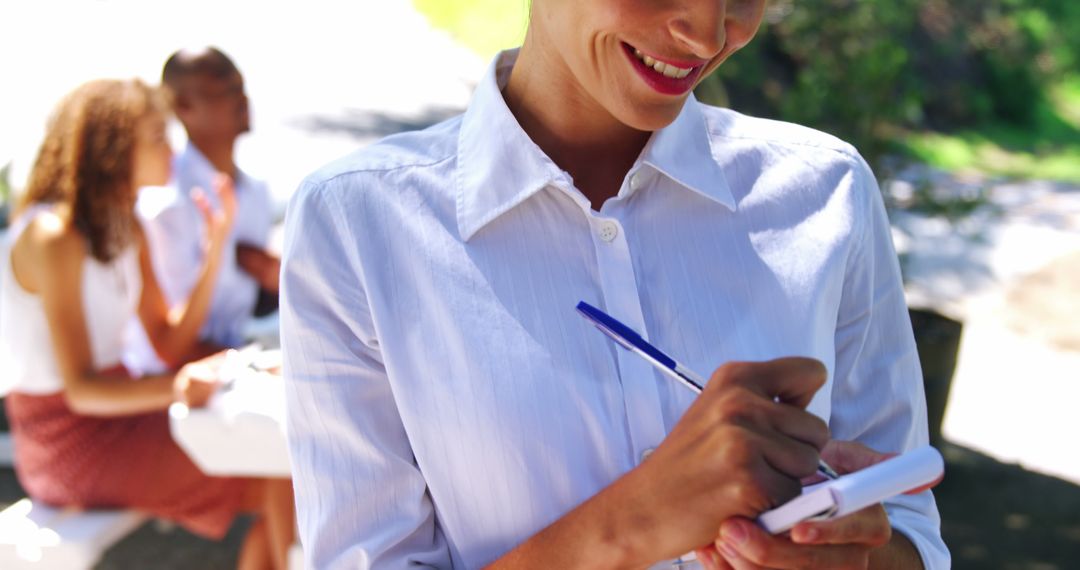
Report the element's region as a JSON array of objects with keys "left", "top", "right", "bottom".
[
  {"left": 892, "top": 173, "right": 1080, "bottom": 485},
  {"left": 945, "top": 293, "right": 1080, "bottom": 485}
]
